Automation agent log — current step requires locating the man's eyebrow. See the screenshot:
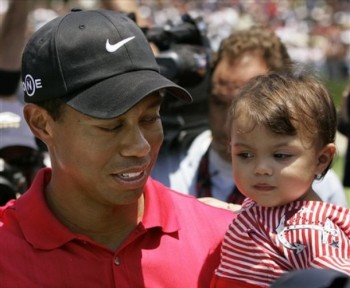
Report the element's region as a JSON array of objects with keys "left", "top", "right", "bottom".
[{"left": 148, "top": 94, "right": 163, "bottom": 108}]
